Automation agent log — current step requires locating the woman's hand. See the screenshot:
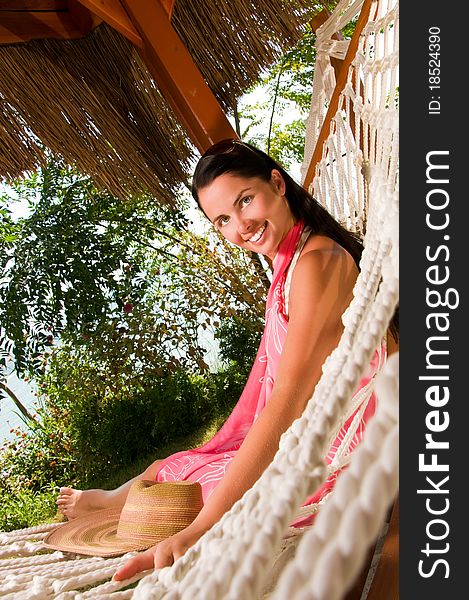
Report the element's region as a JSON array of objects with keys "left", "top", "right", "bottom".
[{"left": 113, "top": 524, "right": 205, "bottom": 581}]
